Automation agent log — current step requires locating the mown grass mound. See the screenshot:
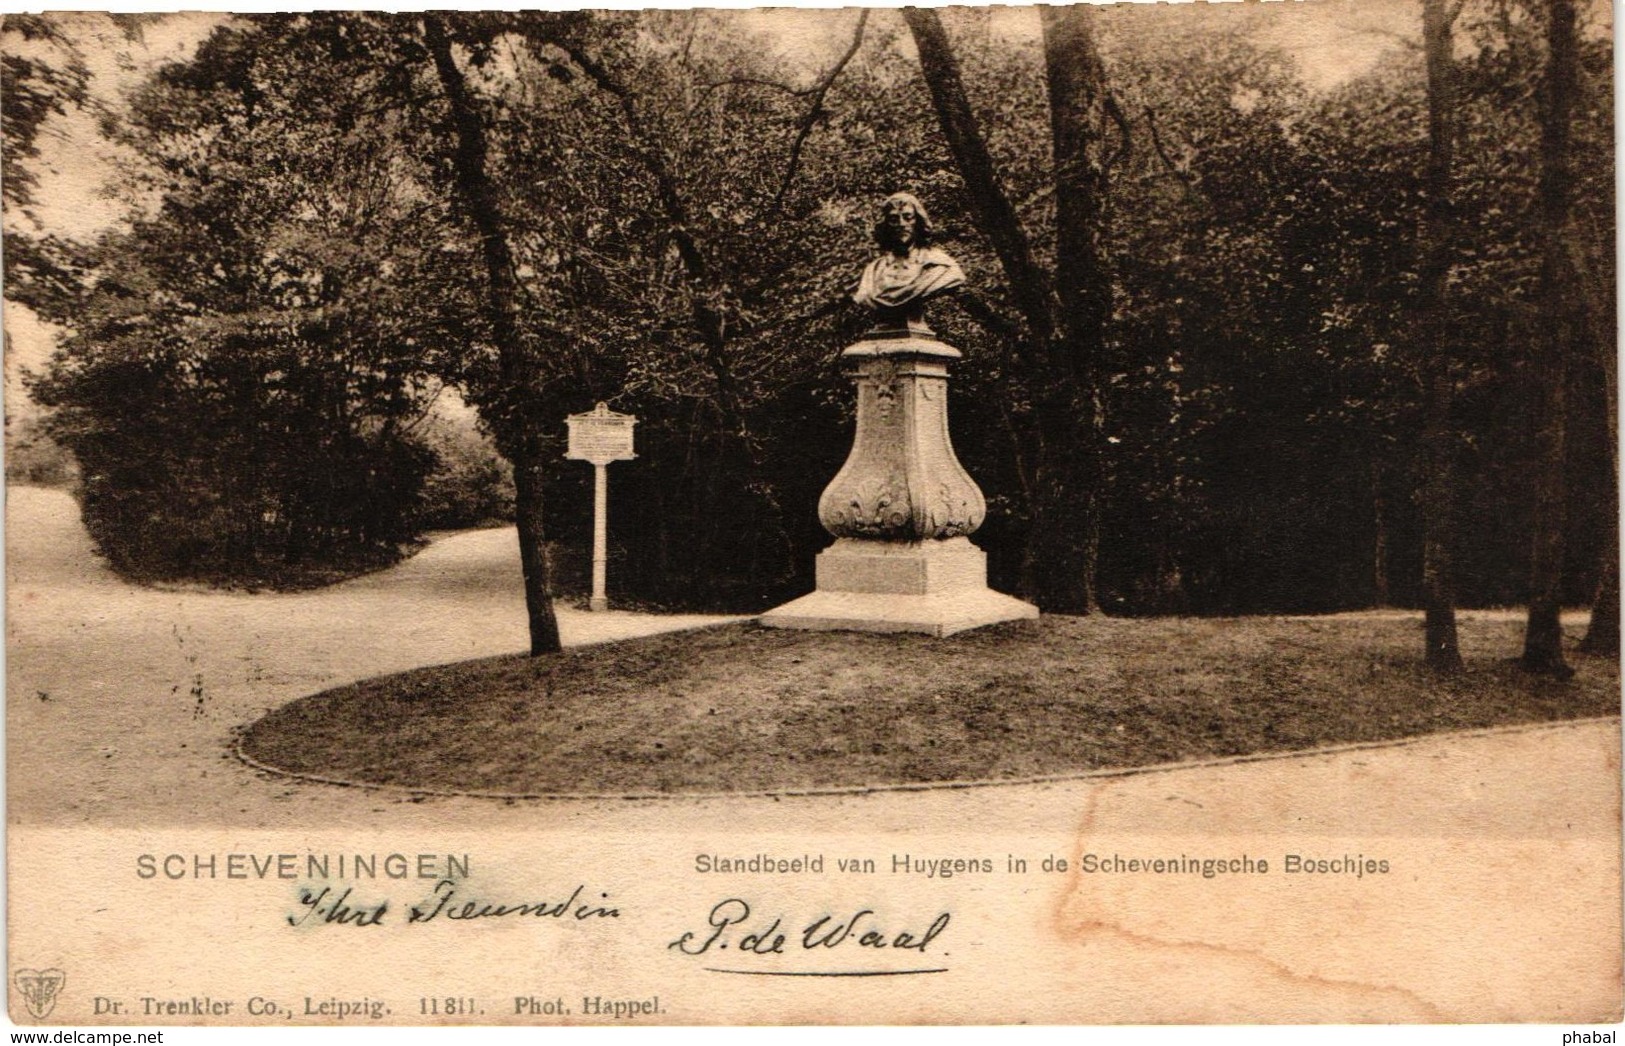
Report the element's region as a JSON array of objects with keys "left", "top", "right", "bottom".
[{"left": 237, "top": 614, "right": 1619, "bottom": 797}]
